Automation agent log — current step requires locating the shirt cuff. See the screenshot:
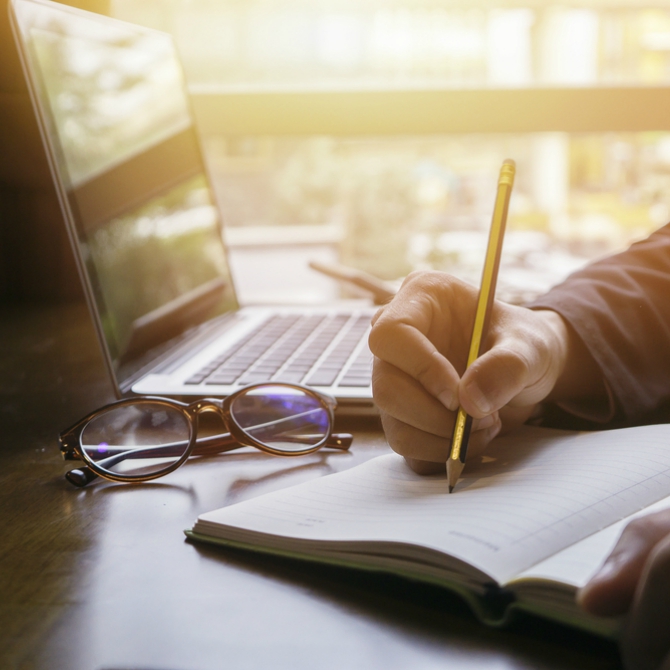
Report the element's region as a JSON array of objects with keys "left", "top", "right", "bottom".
[{"left": 551, "top": 378, "right": 616, "bottom": 425}]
